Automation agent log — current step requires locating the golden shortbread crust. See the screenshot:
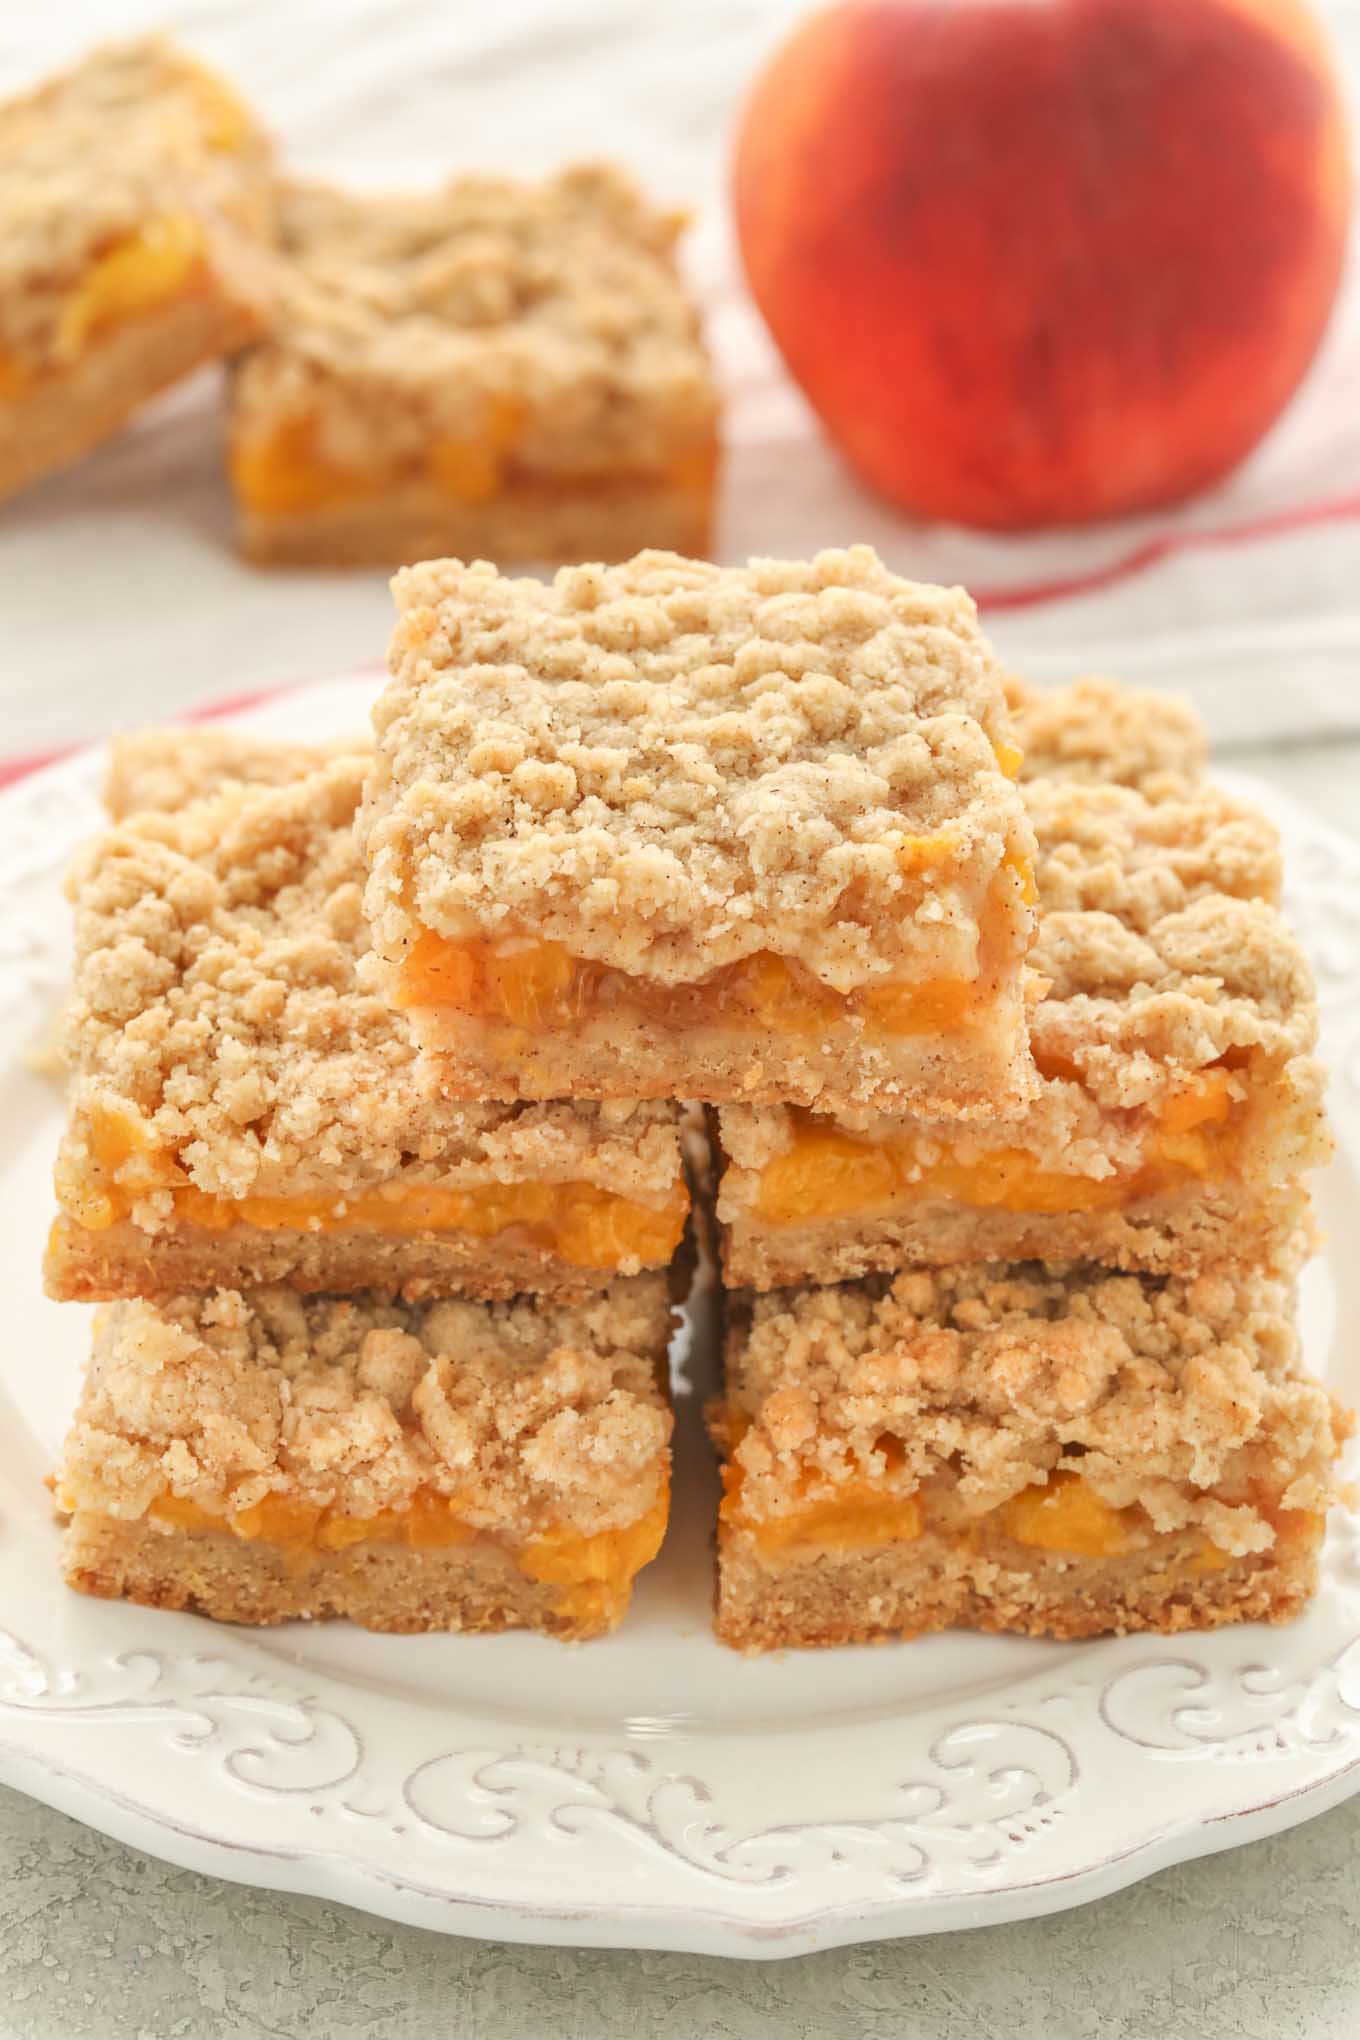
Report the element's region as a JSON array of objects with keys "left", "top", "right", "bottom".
[
  {"left": 715, "top": 1527, "right": 1325, "bottom": 1651},
  {"left": 63, "top": 1513, "right": 614, "bottom": 1640}
]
